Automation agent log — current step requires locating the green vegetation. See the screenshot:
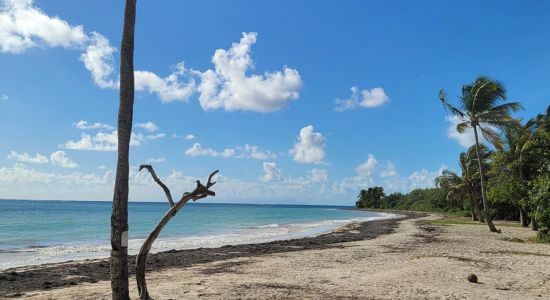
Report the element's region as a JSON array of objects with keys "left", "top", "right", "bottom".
[
  {"left": 357, "top": 187, "right": 463, "bottom": 214},
  {"left": 529, "top": 175, "right": 550, "bottom": 242},
  {"left": 355, "top": 76, "right": 550, "bottom": 240}
]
